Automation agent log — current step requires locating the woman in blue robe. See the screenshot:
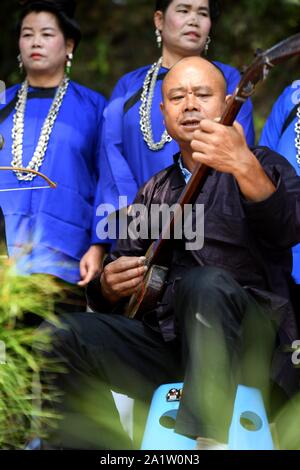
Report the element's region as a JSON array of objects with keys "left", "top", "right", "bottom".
[
  {"left": 0, "top": 0, "right": 106, "bottom": 296},
  {"left": 97, "top": 0, "right": 255, "bottom": 245},
  {"left": 259, "top": 82, "right": 300, "bottom": 285}
]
